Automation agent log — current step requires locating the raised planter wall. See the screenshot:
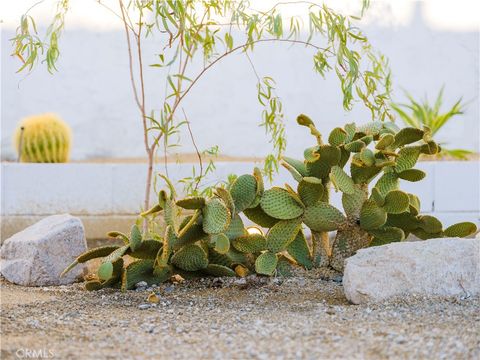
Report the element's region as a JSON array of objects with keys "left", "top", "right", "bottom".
[{"left": 1, "top": 161, "right": 479, "bottom": 240}]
